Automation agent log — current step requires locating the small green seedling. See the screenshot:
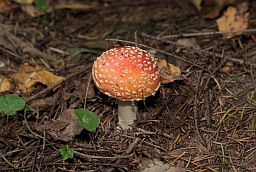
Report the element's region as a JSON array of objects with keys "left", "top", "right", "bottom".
[
  {"left": 59, "top": 145, "right": 74, "bottom": 161},
  {"left": 75, "top": 108, "right": 99, "bottom": 132},
  {"left": 34, "top": 0, "right": 48, "bottom": 10},
  {"left": 0, "top": 94, "right": 26, "bottom": 115},
  {"left": 59, "top": 108, "right": 99, "bottom": 160},
  {"left": 0, "top": 94, "right": 99, "bottom": 161}
]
